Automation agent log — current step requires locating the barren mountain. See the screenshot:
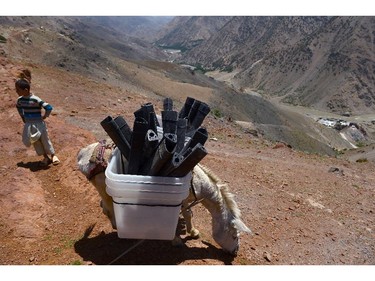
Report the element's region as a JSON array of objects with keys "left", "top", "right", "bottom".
[
  {"left": 235, "top": 16, "right": 375, "bottom": 115},
  {"left": 159, "top": 16, "right": 375, "bottom": 115},
  {"left": 173, "top": 17, "right": 329, "bottom": 68},
  {"left": 1, "top": 16, "right": 375, "bottom": 268}
]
